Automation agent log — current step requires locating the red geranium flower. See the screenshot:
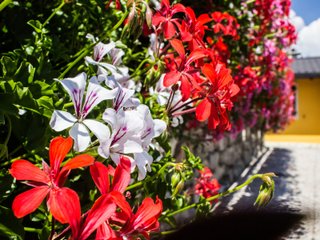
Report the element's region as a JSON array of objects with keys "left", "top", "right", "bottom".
[
  {"left": 195, "top": 167, "right": 220, "bottom": 199},
  {"left": 9, "top": 136, "right": 94, "bottom": 224}
]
